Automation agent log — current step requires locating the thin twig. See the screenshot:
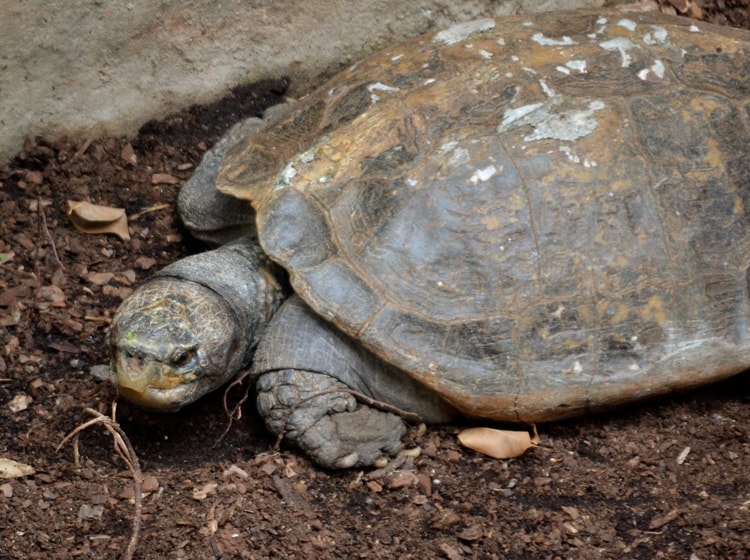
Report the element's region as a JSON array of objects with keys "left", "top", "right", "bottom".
[
  {"left": 72, "top": 138, "right": 93, "bottom": 161},
  {"left": 219, "top": 371, "right": 422, "bottom": 451},
  {"left": 37, "top": 197, "right": 64, "bottom": 271},
  {"left": 130, "top": 203, "right": 171, "bottom": 221},
  {"left": 218, "top": 369, "right": 254, "bottom": 445},
  {"left": 57, "top": 403, "right": 143, "bottom": 560}
]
